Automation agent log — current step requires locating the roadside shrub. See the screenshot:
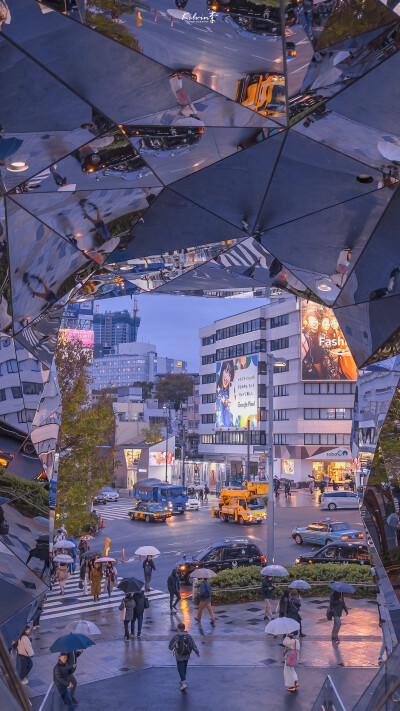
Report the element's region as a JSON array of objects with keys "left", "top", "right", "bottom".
[
  {"left": 202, "top": 563, "right": 374, "bottom": 604},
  {"left": 0, "top": 471, "right": 49, "bottom": 518}
]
